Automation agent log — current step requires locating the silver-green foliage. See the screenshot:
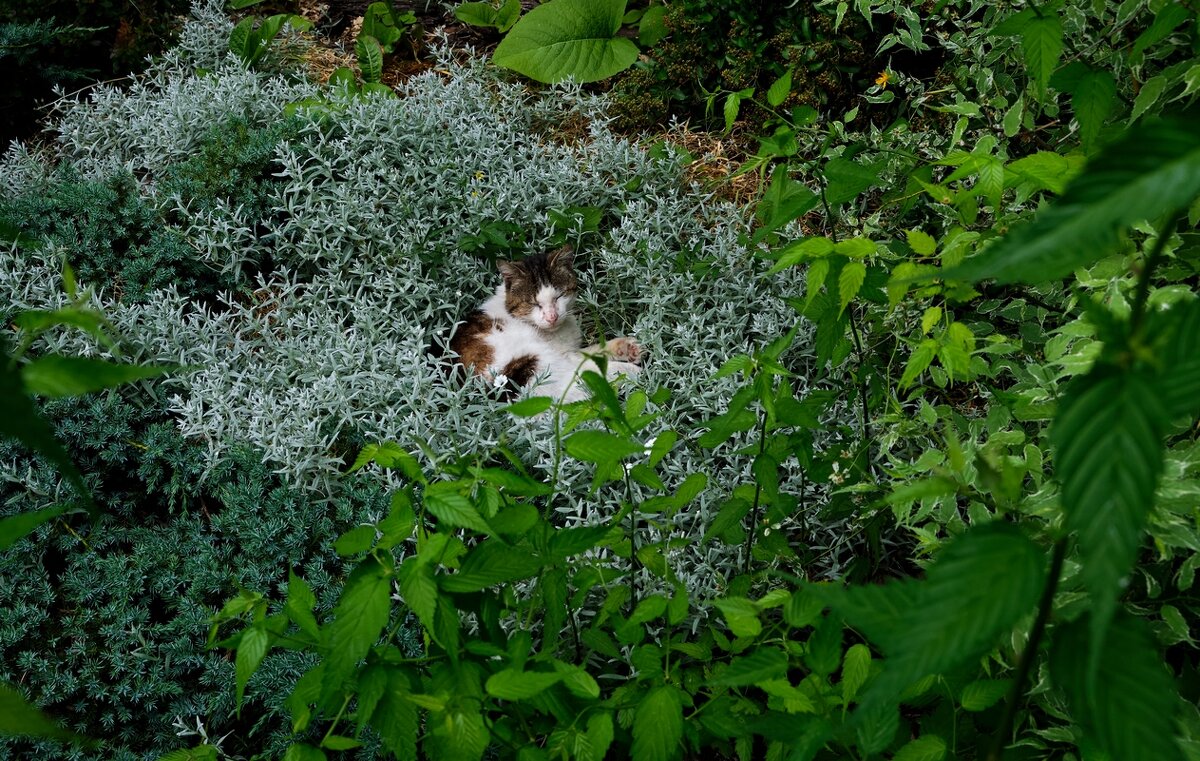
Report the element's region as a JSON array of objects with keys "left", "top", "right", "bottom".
[{"left": 0, "top": 1, "right": 861, "bottom": 613}]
